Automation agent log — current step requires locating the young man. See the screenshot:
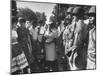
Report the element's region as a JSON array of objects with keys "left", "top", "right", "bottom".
[{"left": 44, "top": 23, "right": 58, "bottom": 72}]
